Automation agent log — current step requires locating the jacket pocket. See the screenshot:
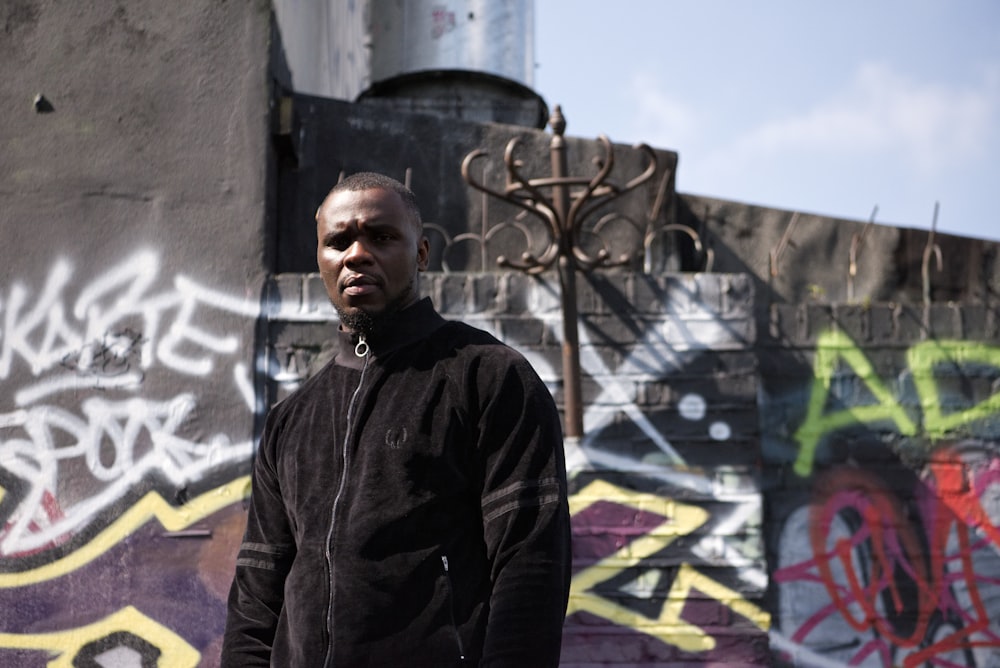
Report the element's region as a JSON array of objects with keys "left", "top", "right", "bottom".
[{"left": 440, "top": 555, "right": 467, "bottom": 663}]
